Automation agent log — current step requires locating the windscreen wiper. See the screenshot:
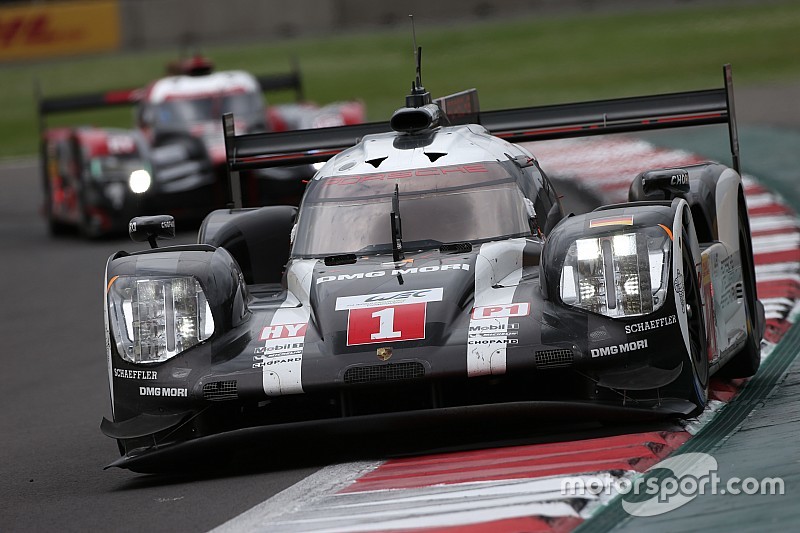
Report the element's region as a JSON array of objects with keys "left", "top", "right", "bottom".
[{"left": 391, "top": 184, "right": 405, "bottom": 263}]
